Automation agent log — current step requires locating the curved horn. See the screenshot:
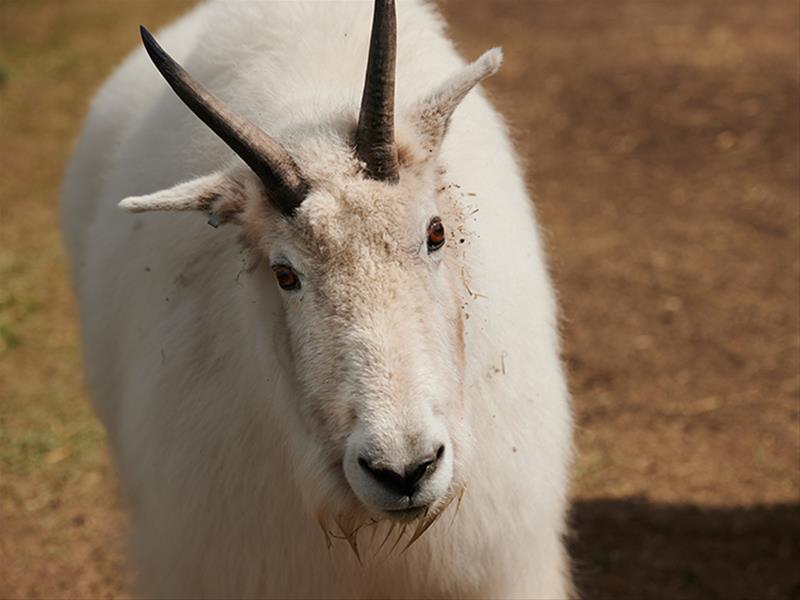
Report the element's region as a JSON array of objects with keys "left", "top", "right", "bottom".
[
  {"left": 356, "top": 0, "right": 399, "bottom": 182},
  {"left": 139, "top": 26, "right": 307, "bottom": 216}
]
